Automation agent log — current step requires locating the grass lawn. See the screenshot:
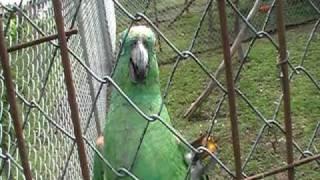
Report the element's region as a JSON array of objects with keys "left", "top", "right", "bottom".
[{"left": 159, "top": 23, "right": 320, "bottom": 179}]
